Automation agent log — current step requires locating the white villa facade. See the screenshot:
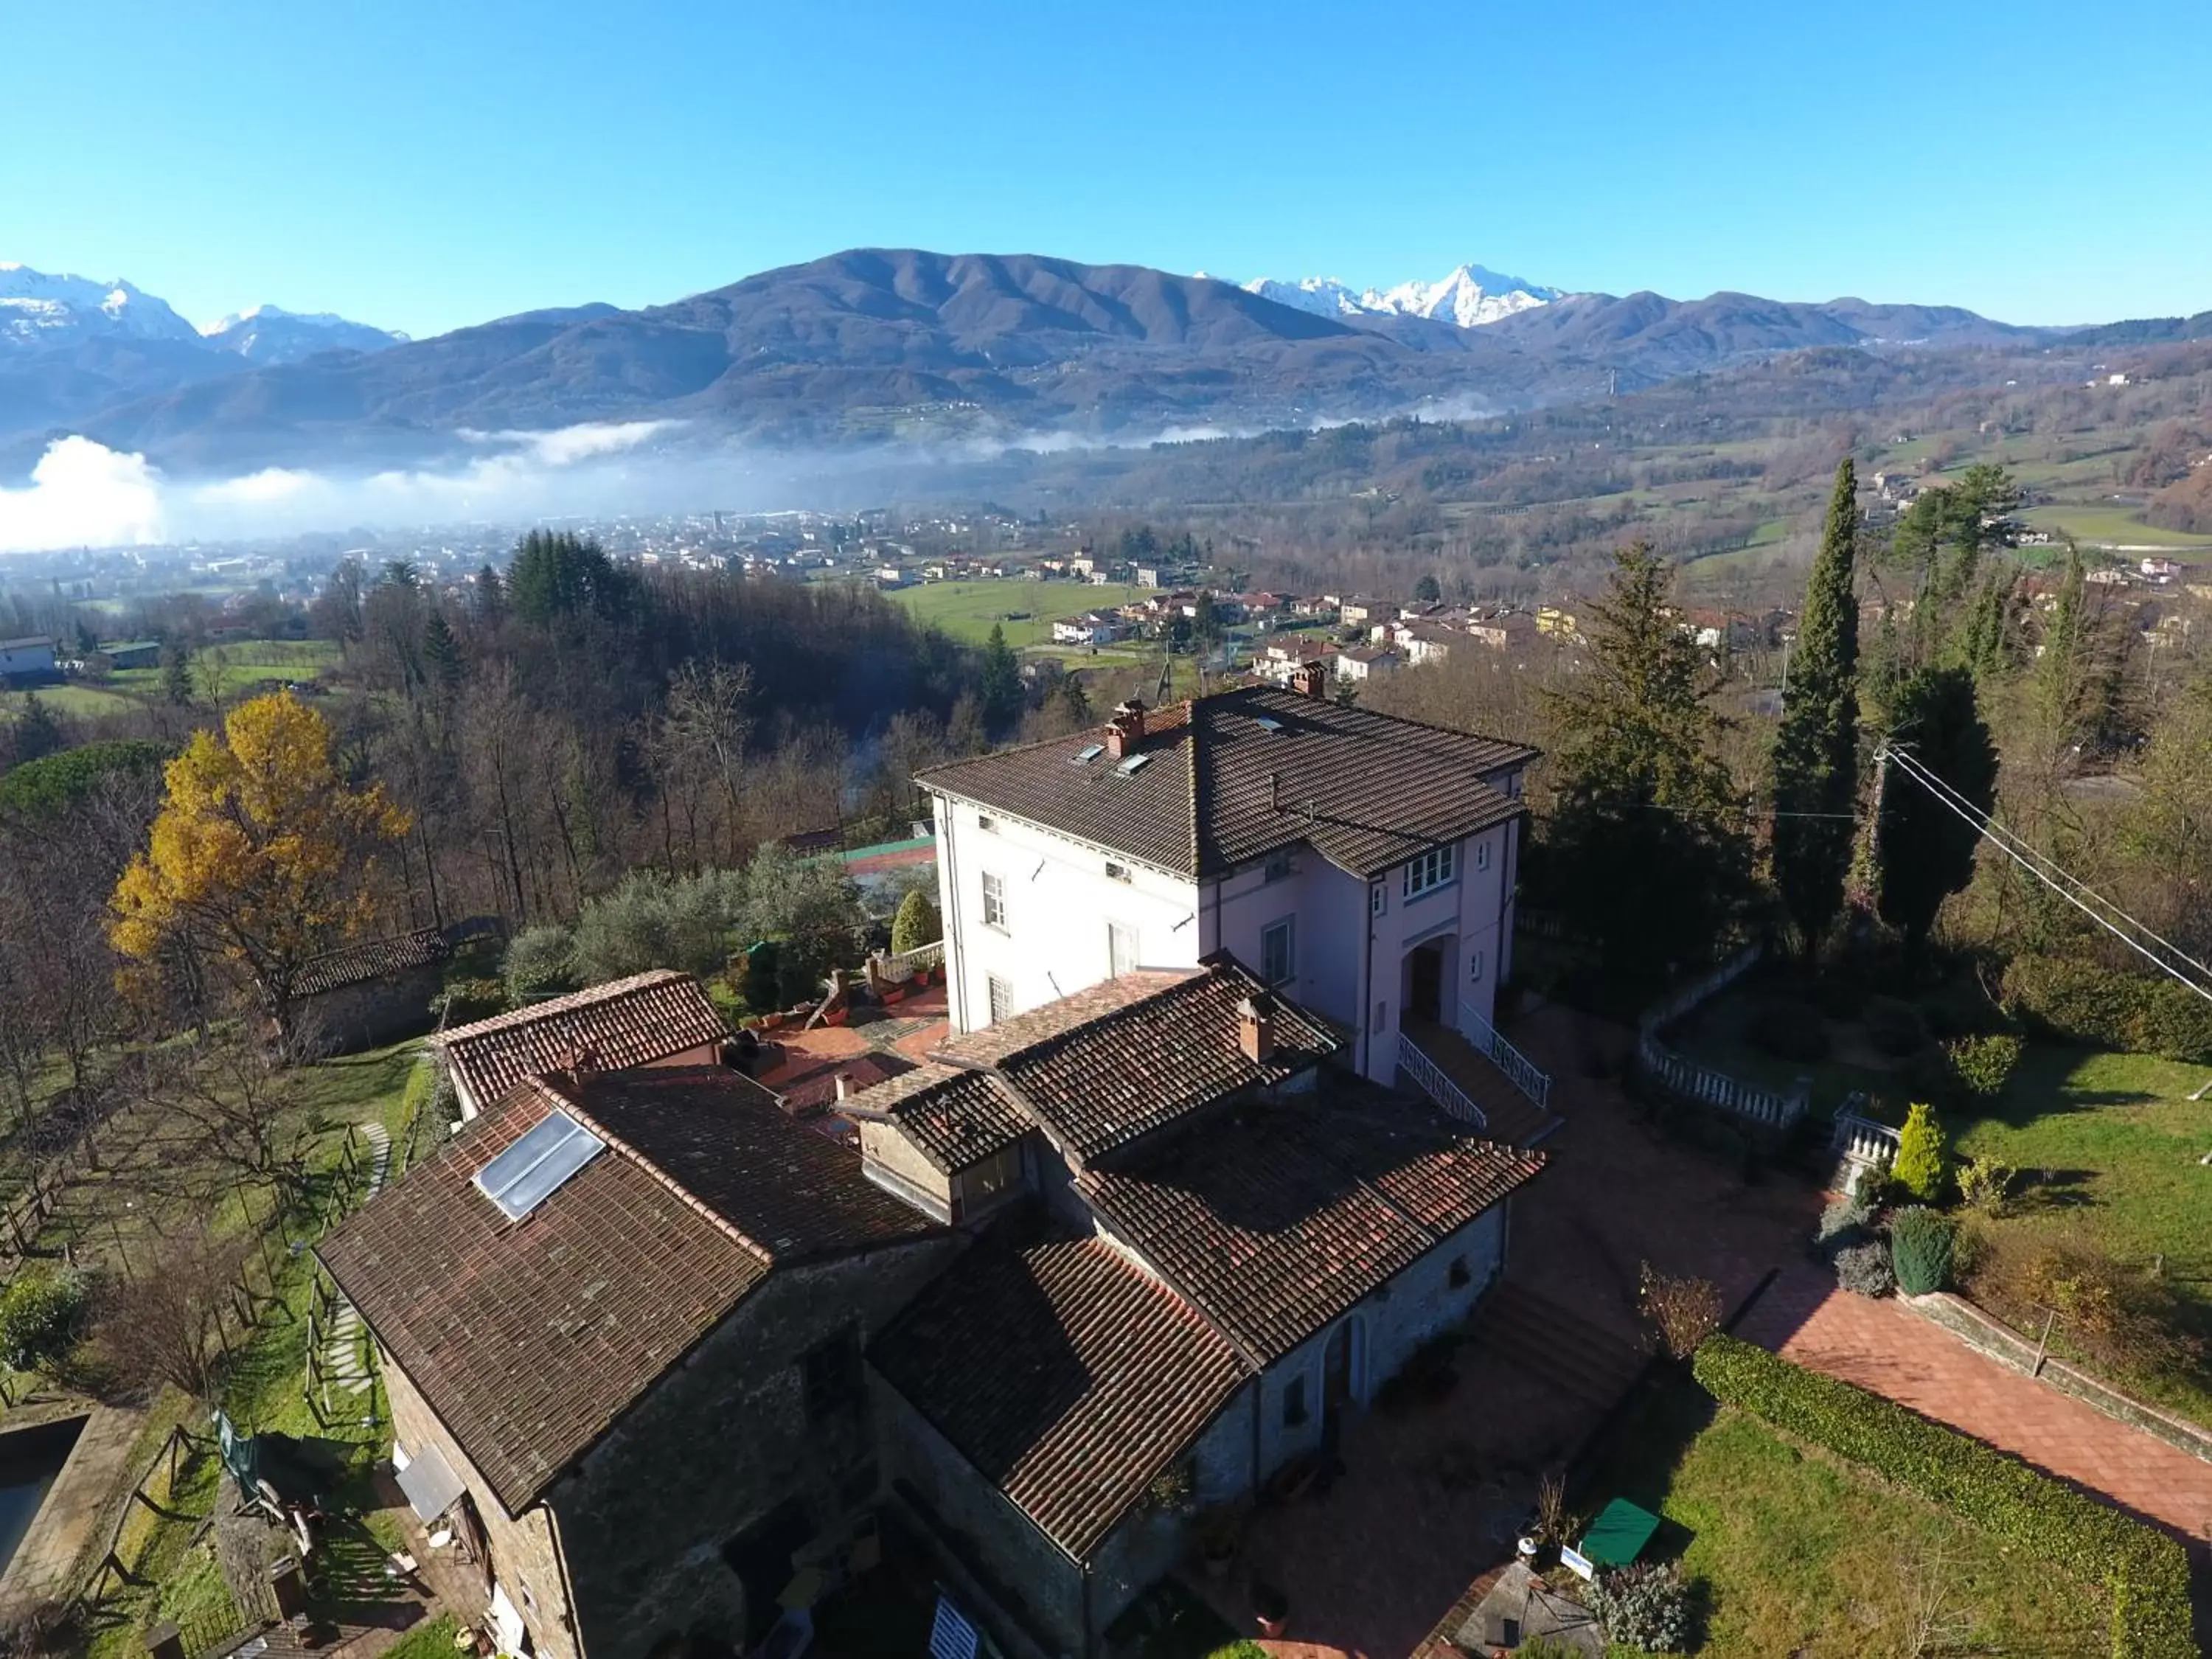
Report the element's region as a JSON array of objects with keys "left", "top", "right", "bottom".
[{"left": 919, "top": 674, "right": 1537, "bottom": 1090}]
